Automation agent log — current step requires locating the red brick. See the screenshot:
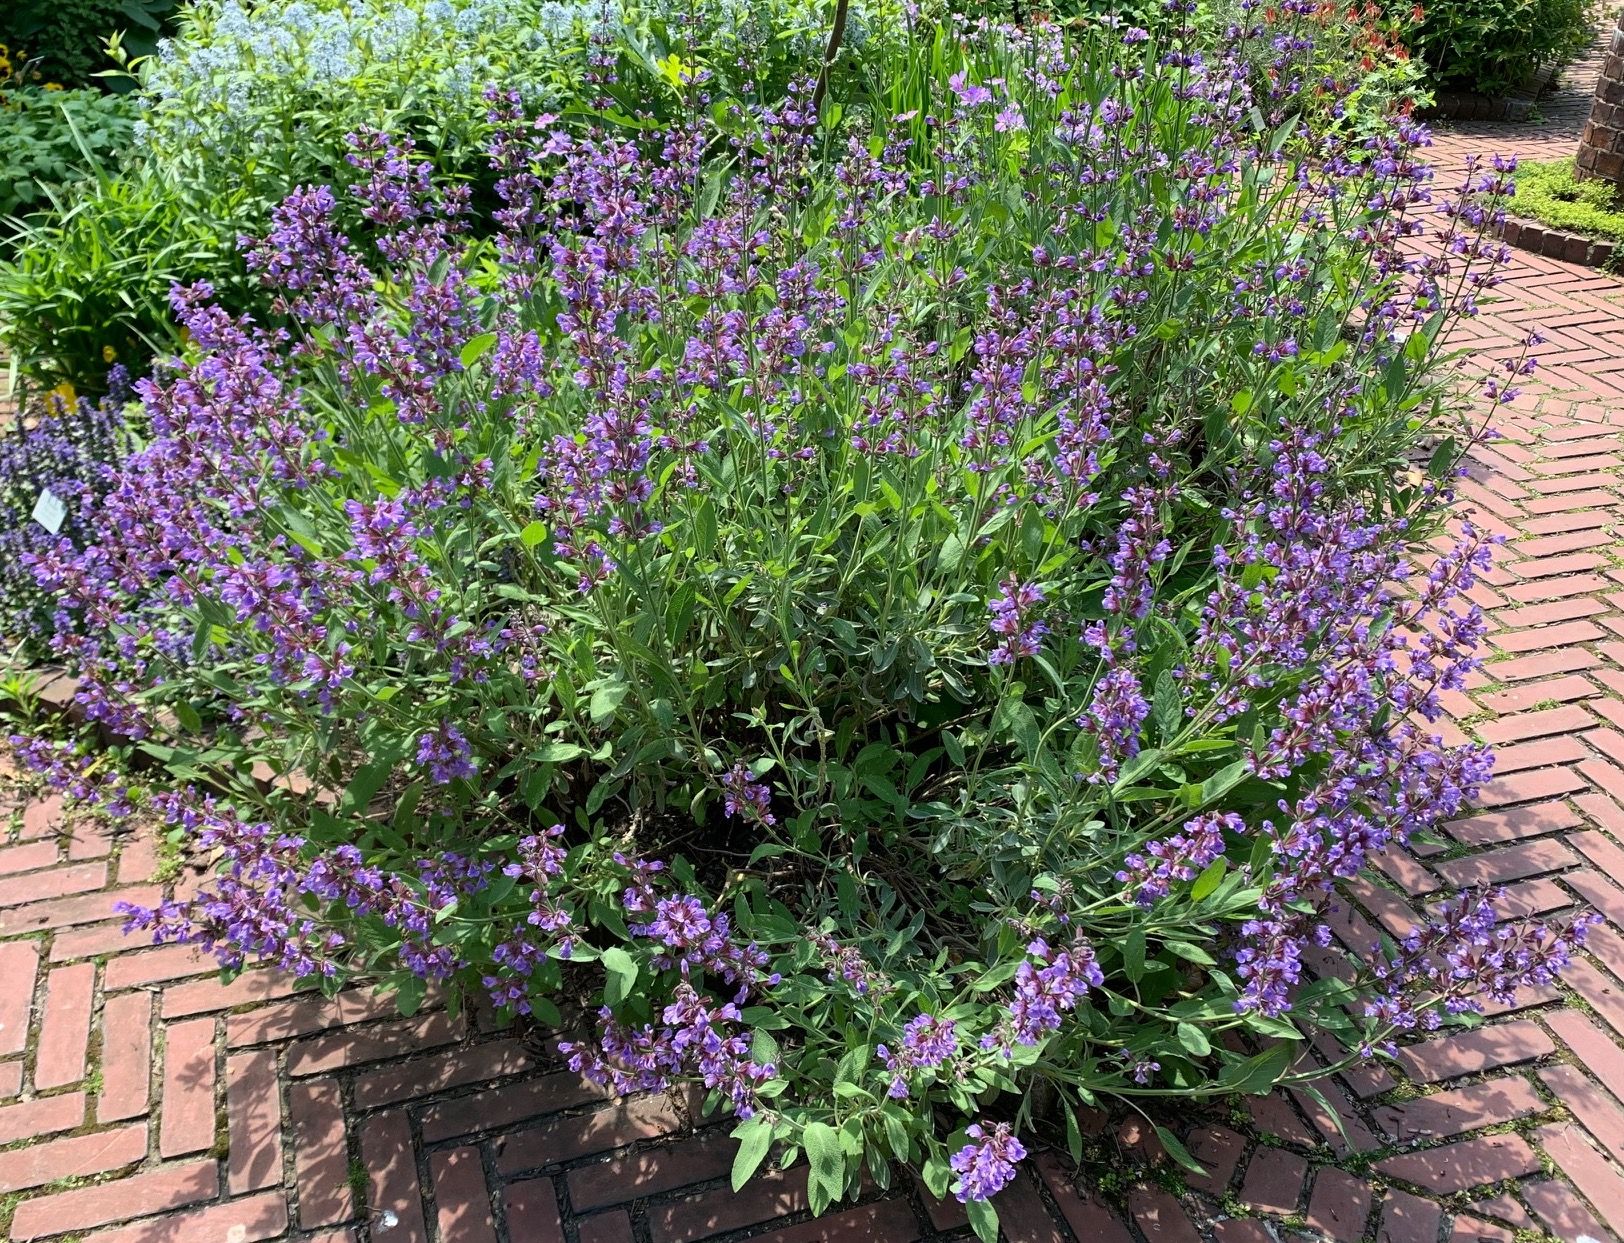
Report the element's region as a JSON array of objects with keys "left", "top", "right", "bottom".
[
  {"left": 0, "top": 1059, "right": 21, "bottom": 1096},
  {"left": 1541, "top": 1063, "right": 1624, "bottom": 1161},
  {"left": 290, "top": 1080, "right": 354, "bottom": 1228},
  {"left": 1491, "top": 648, "right": 1602, "bottom": 686},
  {"left": 160, "top": 969, "right": 308, "bottom": 1018},
  {"left": 1239, "top": 1147, "right": 1306, "bottom": 1215},
  {"left": 494, "top": 1096, "right": 683, "bottom": 1175},
  {"left": 1527, "top": 480, "right": 1612, "bottom": 506},
  {"left": 1477, "top": 673, "right": 1598, "bottom": 710},
  {"left": 568, "top": 1129, "right": 732, "bottom": 1211},
  {"left": 1522, "top": 1171, "right": 1621, "bottom": 1243},
  {"left": 1492, "top": 877, "right": 1572, "bottom": 922},
  {"left": 0, "top": 840, "right": 60, "bottom": 876},
  {"left": 1126, "top": 1187, "right": 1203, "bottom": 1243},
  {"left": 1375, "top": 1133, "right": 1541, "bottom": 1192},
  {"left": 1464, "top": 1191, "right": 1535, "bottom": 1232},
  {"left": 1183, "top": 1125, "right": 1245, "bottom": 1195},
  {"left": 1533, "top": 1122, "right": 1624, "bottom": 1230},
  {"left": 1373, "top": 1076, "right": 1546, "bottom": 1141},
  {"left": 500, "top": 1178, "right": 565, "bottom": 1243},
  {"left": 1449, "top": 801, "right": 1582, "bottom": 846},
  {"left": 1502, "top": 576, "right": 1613, "bottom": 605},
  {"left": 1548, "top": 1008, "right": 1624, "bottom": 1091},
  {"left": 0, "top": 860, "right": 108, "bottom": 907},
  {"left": 0, "top": 939, "right": 40, "bottom": 1055},
  {"left": 1306, "top": 1169, "right": 1370, "bottom": 1240},
  {"left": 1582, "top": 756, "right": 1624, "bottom": 805},
  {"left": 1377, "top": 1189, "right": 1442, "bottom": 1243},
  {"left": 650, "top": 1165, "right": 809, "bottom": 1243},
  {"left": 1510, "top": 551, "right": 1609, "bottom": 580},
  {"left": 1434, "top": 837, "right": 1577, "bottom": 886},
  {"left": 1449, "top": 1213, "right": 1516, "bottom": 1242},
  {"left": 79, "top": 1191, "right": 288, "bottom": 1243},
  {"left": 159, "top": 1016, "right": 217, "bottom": 1157},
  {"left": 227, "top": 1049, "right": 282, "bottom": 1194},
  {"left": 0, "top": 1122, "right": 148, "bottom": 1193},
  {"left": 1517, "top": 531, "right": 1613, "bottom": 559},
  {"left": 1036, "top": 1155, "right": 1134, "bottom": 1241},
  {"left": 1493, "top": 619, "right": 1606, "bottom": 652},
  {"left": 1521, "top": 507, "right": 1612, "bottom": 534},
  {"left": 1245, "top": 1087, "right": 1320, "bottom": 1147},
  {"left": 1396, "top": 1019, "right": 1555, "bottom": 1082},
  {"left": 227, "top": 986, "right": 401, "bottom": 1047},
  {"left": 1474, "top": 766, "right": 1588, "bottom": 807},
  {"left": 1565, "top": 959, "right": 1624, "bottom": 1040},
  {"left": 756, "top": 1199, "right": 921, "bottom": 1242},
  {"left": 7, "top": 1158, "right": 217, "bottom": 1240},
  {"left": 103, "top": 945, "right": 214, "bottom": 991},
  {"left": 352, "top": 1037, "right": 532, "bottom": 1108},
  {"left": 1213, "top": 1220, "right": 1273, "bottom": 1243},
  {"left": 0, "top": 884, "right": 161, "bottom": 935},
  {"left": 360, "top": 1111, "right": 429, "bottom": 1243},
  {"left": 18, "top": 794, "right": 65, "bottom": 840},
  {"left": 578, "top": 1213, "right": 635, "bottom": 1243},
  {"left": 419, "top": 1070, "right": 602, "bottom": 1143},
  {"left": 67, "top": 815, "right": 114, "bottom": 861},
  {"left": 34, "top": 960, "right": 95, "bottom": 1088},
  {"left": 1577, "top": 788, "right": 1624, "bottom": 836},
  {"left": 1491, "top": 734, "right": 1589, "bottom": 771},
  {"left": 0, "top": 1091, "right": 85, "bottom": 1145},
  {"left": 50, "top": 921, "right": 148, "bottom": 961},
  {"left": 115, "top": 836, "right": 160, "bottom": 885},
  {"left": 97, "top": 990, "right": 153, "bottom": 1122},
  {"left": 432, "top": 1147, "right": 496, "bottom": 1243},
  {"left": 1479, "top": 704, "right": 1599, "bottom": 743},
  {"left": 288, "top": 1009, "right": 462, "bottom": 1076}
]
